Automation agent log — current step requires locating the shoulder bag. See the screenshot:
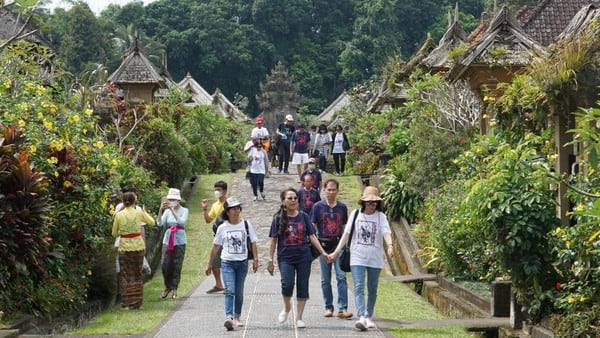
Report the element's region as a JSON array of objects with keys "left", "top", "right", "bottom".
[
  {"left": 339, "top": 210, "right": 359, "bottom": 272},
  {"left": 245, "top": 220, "right": 254, "bottom": 260}
]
